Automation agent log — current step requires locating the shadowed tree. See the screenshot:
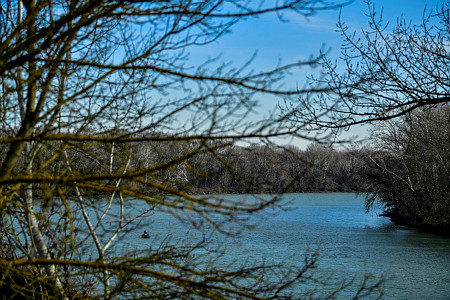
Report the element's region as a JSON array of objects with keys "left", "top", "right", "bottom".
[
  {"left": 364, "top": 105, "right": 450, "bottom": 232},
  {"left": 0, "top": 0, "right": 384, "bottom": 298}
]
